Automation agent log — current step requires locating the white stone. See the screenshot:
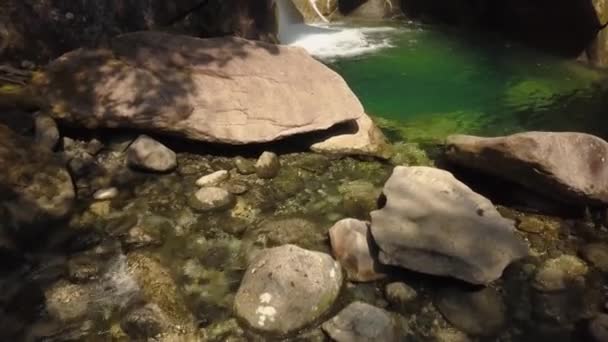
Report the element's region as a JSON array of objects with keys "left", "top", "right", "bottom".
[{"left": 195, "top": 170, "right": 229, "bottom": 187}]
